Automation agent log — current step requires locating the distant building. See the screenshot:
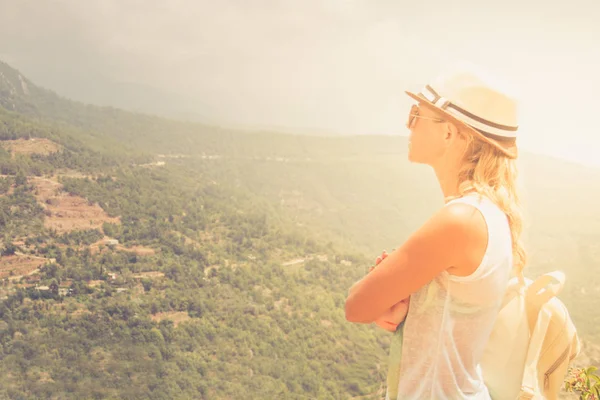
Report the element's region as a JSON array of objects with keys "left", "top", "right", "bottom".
[{"left": 105, "top": 239, "right": 119, "bottom": 246}]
